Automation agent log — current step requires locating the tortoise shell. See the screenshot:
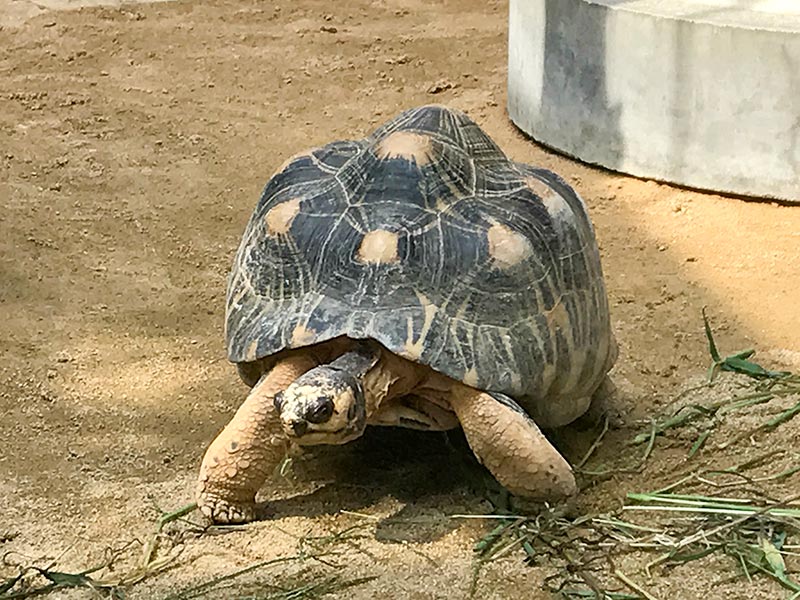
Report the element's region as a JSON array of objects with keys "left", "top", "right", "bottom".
[{"left": 225, "top": 105, "right": 614, "bottom": 409}]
